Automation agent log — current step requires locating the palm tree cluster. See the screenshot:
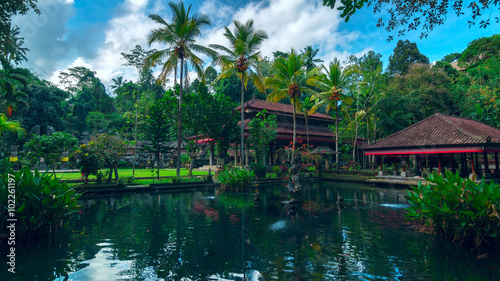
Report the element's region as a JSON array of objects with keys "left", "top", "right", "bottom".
[{"left": 144, "top": 1, "right": 362, "bottom": 173}]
